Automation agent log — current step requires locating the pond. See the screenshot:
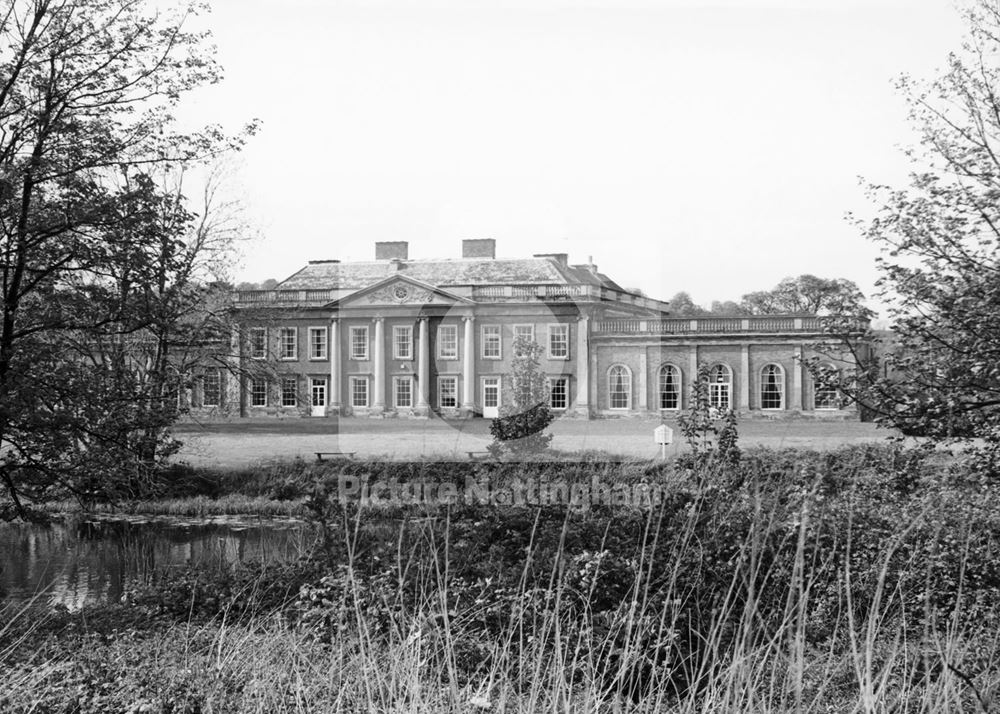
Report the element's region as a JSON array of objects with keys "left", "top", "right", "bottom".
[{"left": 0, "top": 516, "right": 311, "bottom": 611}]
